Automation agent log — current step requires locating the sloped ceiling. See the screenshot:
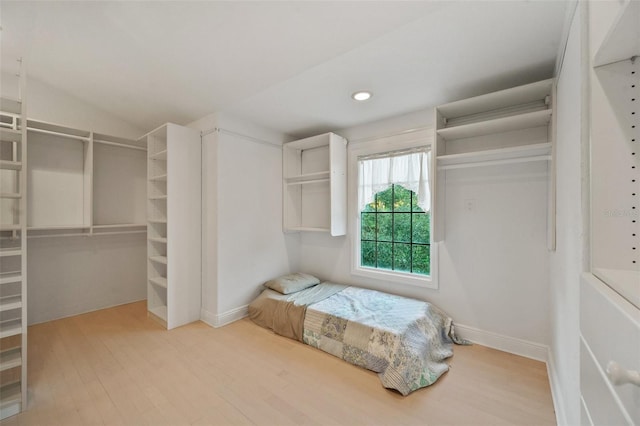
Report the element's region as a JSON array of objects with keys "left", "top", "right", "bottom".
[{"left": 0, "top": 1, "right": 568, "bottom": 137}]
